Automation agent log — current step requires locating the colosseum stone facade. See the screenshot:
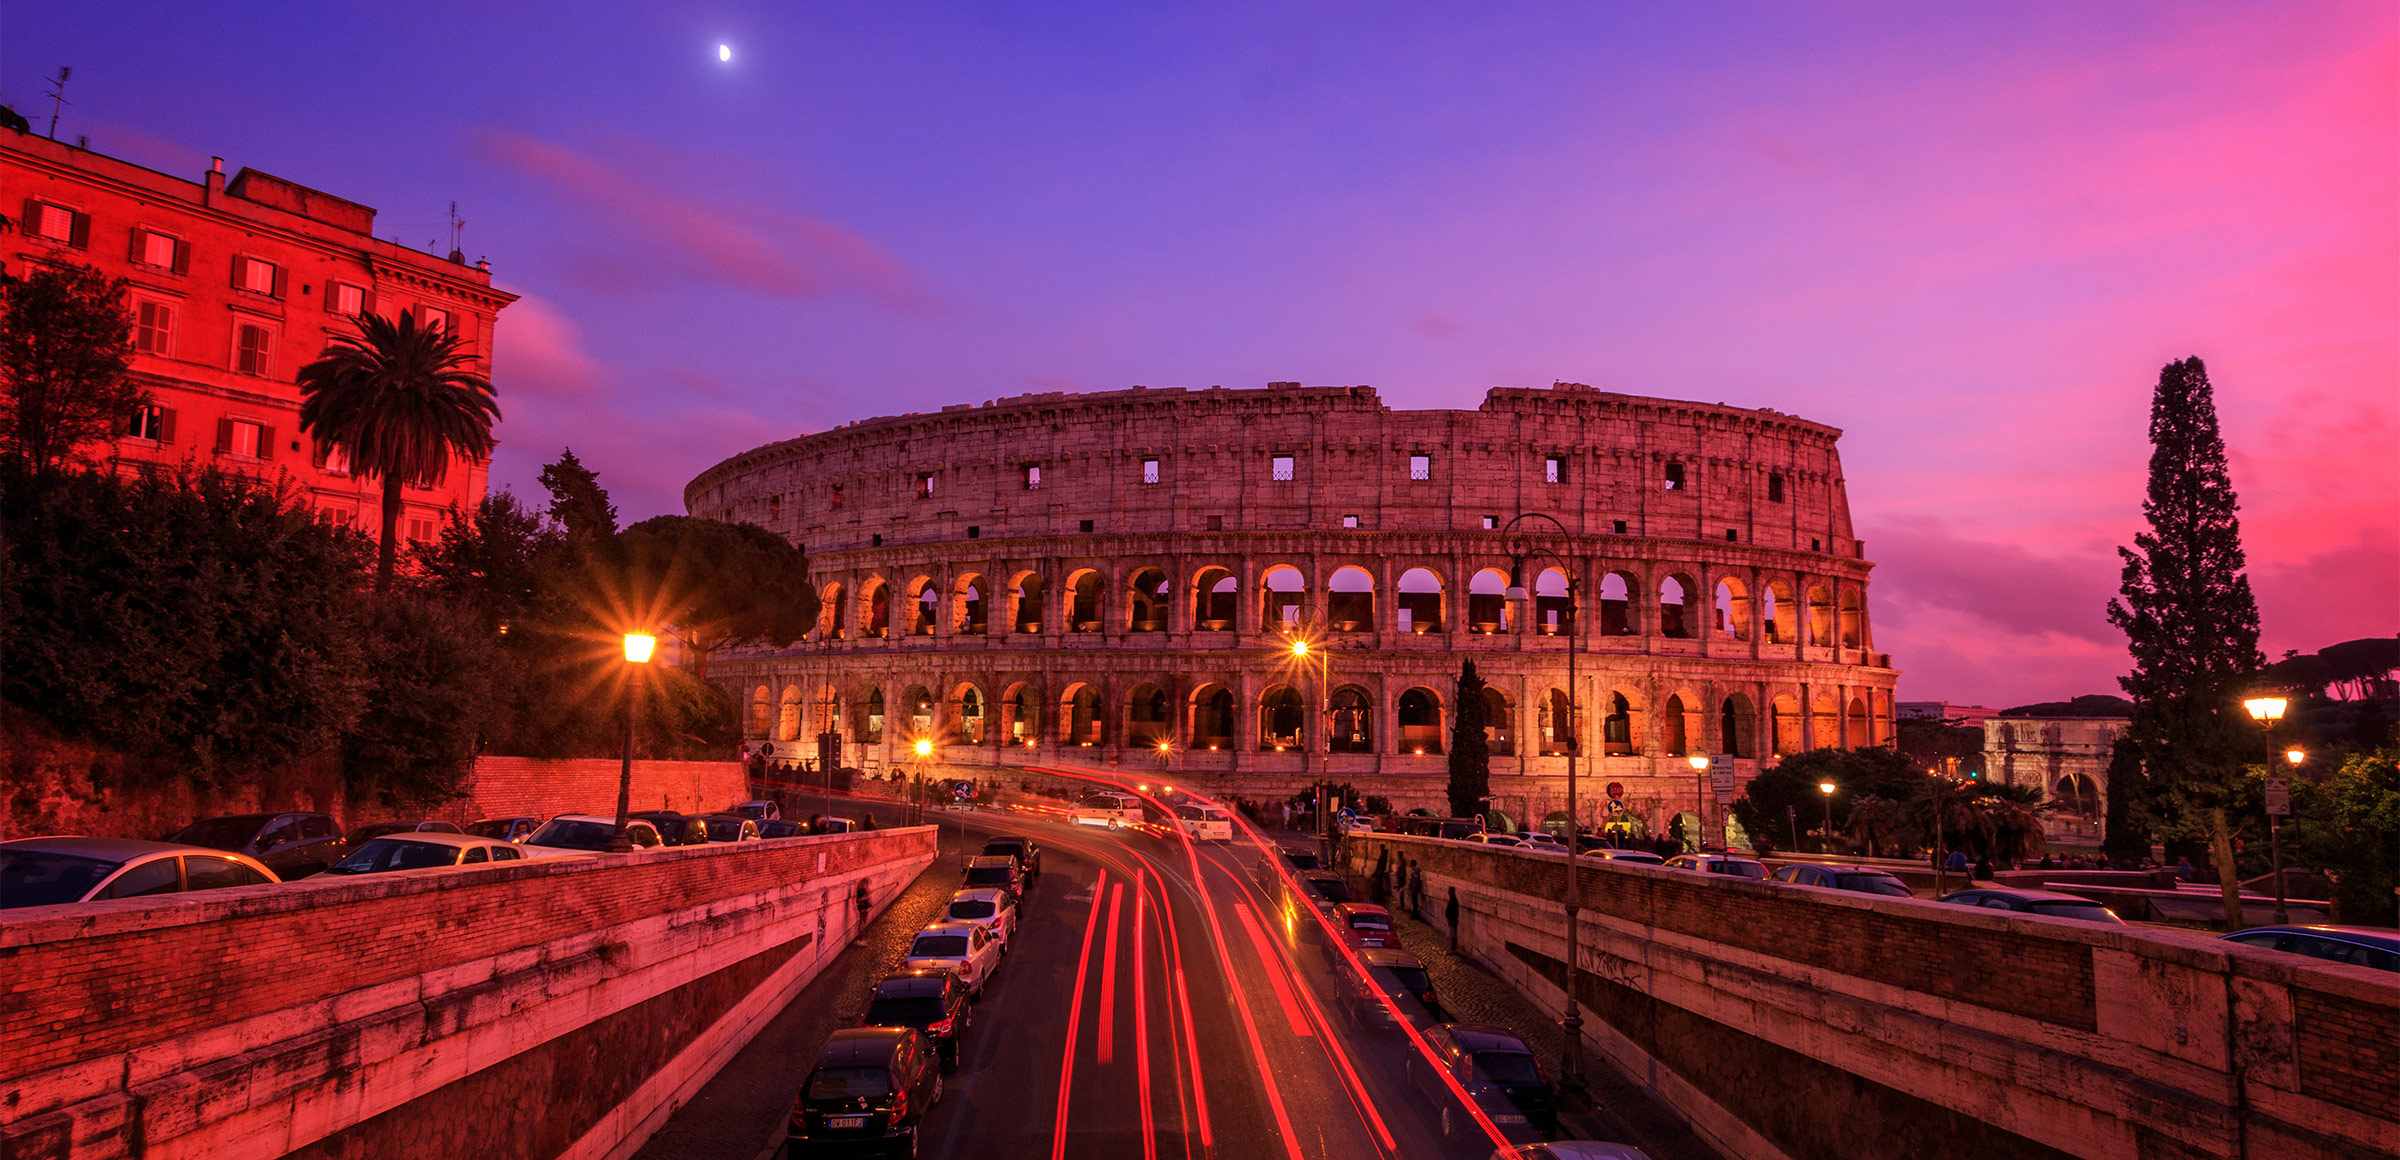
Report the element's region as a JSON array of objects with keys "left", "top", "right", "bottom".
[{"left": 687, "top": 381, "right": 1896, "bottom": 839}]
